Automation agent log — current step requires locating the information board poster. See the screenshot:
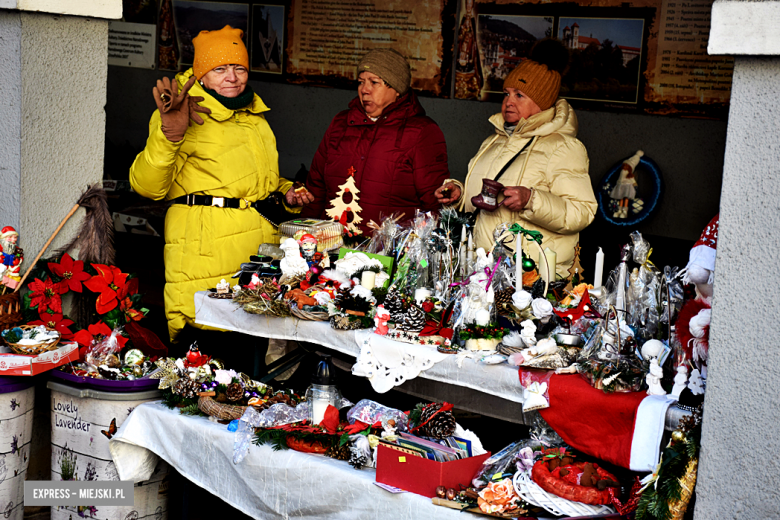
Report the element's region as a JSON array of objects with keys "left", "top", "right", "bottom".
[{"left": 285, "top": 0, "right": 455, "bottom": 96}]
